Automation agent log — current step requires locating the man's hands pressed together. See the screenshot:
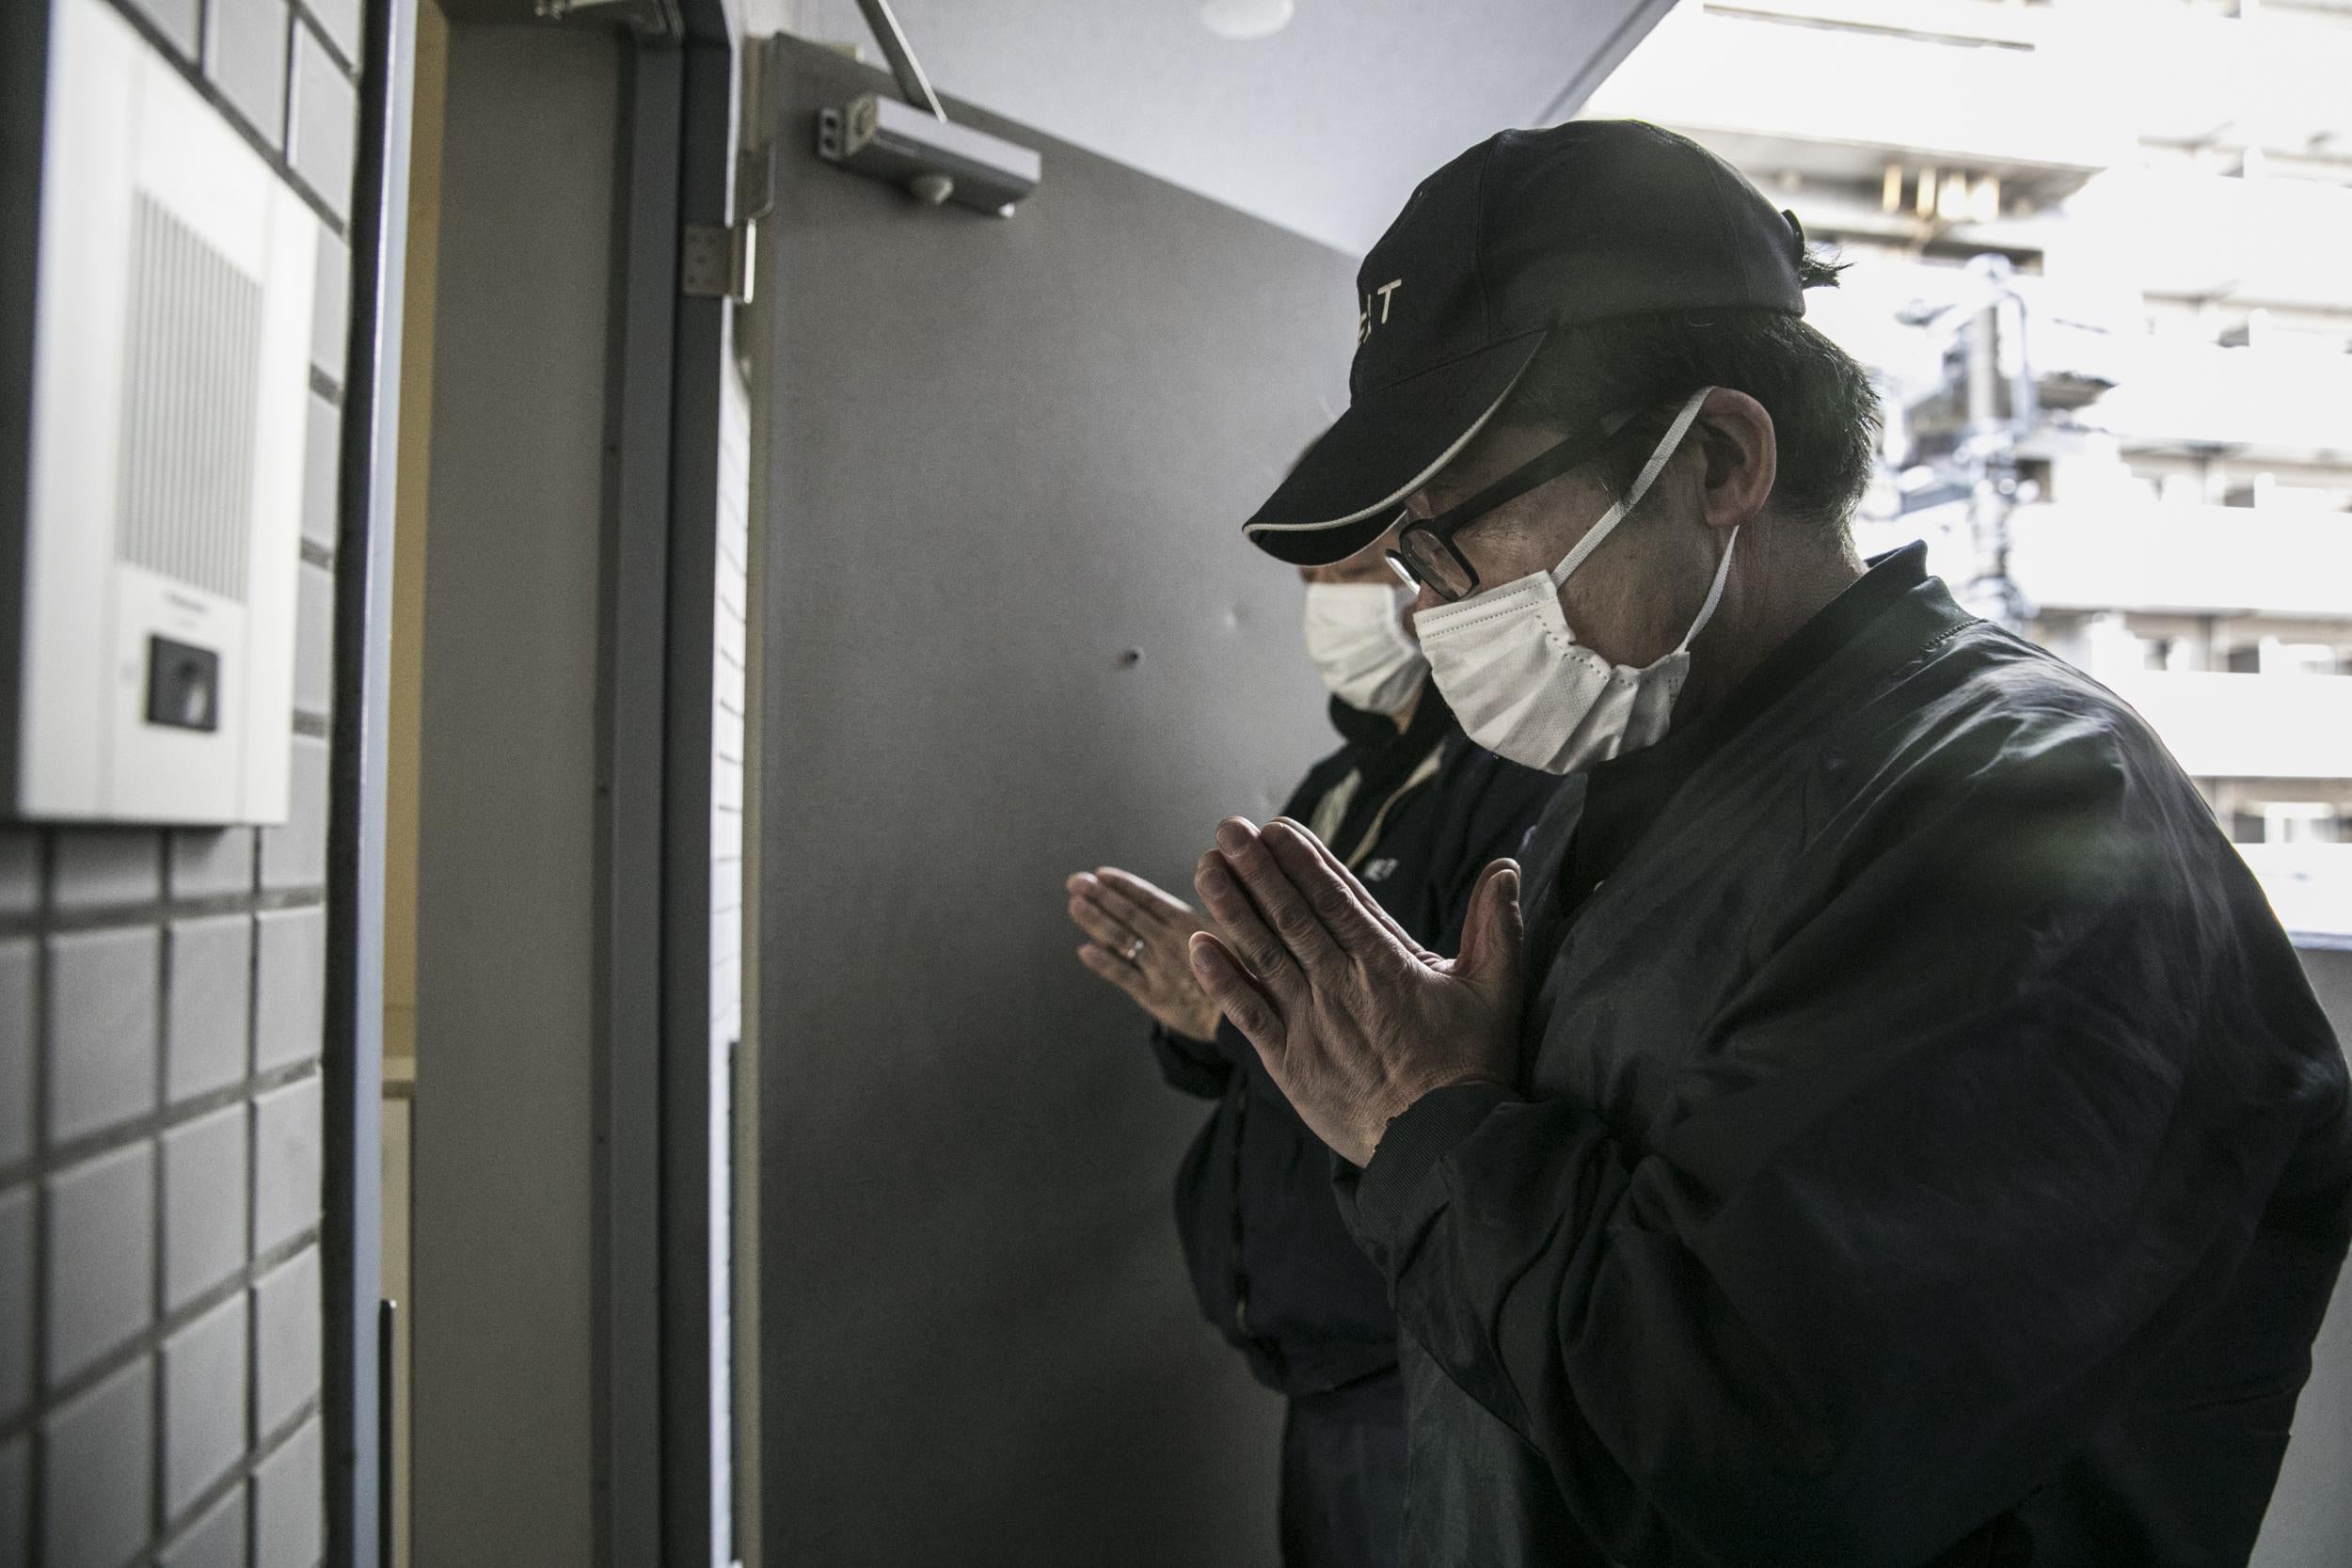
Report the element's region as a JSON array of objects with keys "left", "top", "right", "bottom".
[{"left": 1187, "top": 816, "right": 1527, "bottom": 1167}]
